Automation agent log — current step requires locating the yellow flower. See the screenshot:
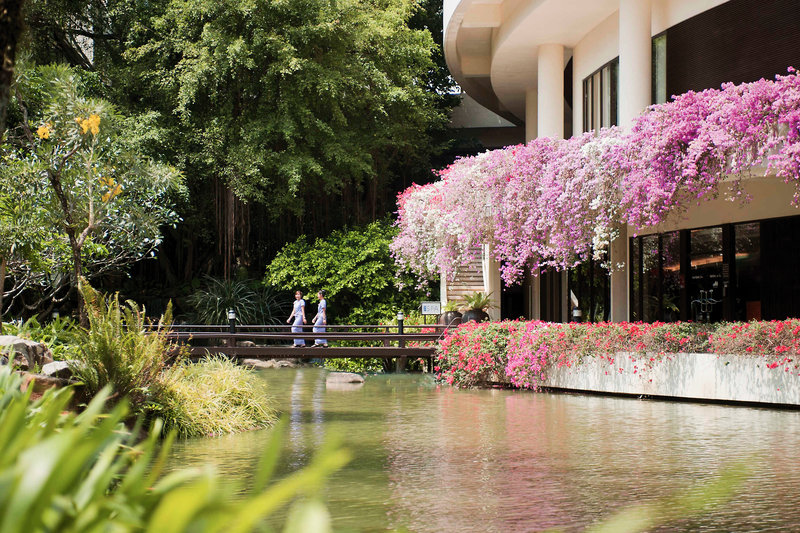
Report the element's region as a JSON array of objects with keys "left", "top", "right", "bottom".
[
  {"left": 80, "top": 118, "right": 90, "bottom": 134},
  {"left": 36, "top": 124, "right": 51, "bottom": 139},
  {"left": 102, "top": 183, "right": 123, "bottom": 202},
  {"left": 88, "top": 114, "right": 100, "bottom": 135}
]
